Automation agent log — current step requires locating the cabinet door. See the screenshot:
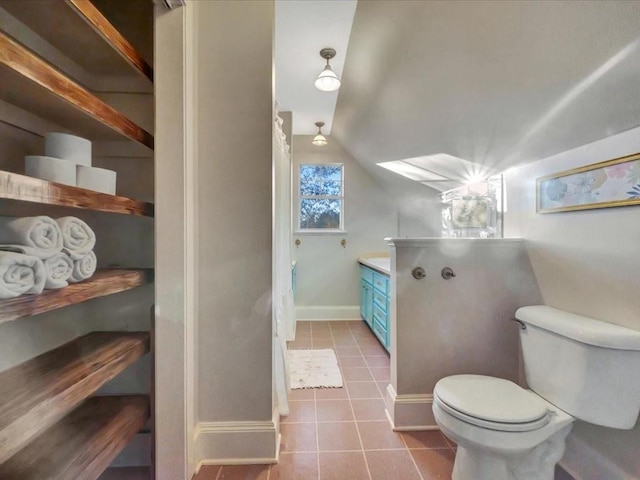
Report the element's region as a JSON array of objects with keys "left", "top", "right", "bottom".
[{"left": 360, "top": 279, "right": 373, "bottom": 327}]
